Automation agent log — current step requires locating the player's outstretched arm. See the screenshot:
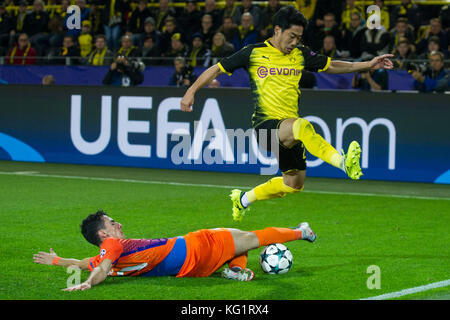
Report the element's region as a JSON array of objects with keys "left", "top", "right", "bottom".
[
  {"left": 325, "top": 54, "right": 394, "bottom": 74},
  {"left": 63, "top": 259, "right": 112, "bottom": 292},
  {"left": 180, "top": 64, "right": 223, "bottom": 112},
  {"left": 33, "top": 248, "right": 91, "bottom": 270}
]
